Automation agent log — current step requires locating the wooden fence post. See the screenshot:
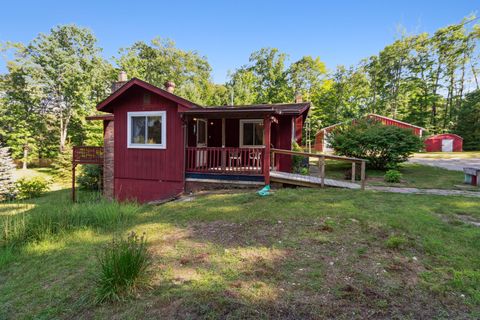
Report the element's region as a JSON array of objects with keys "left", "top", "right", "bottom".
[
  {"left": 351, "top": 162, "right": 356, "bottom": 183},
  {"left": 360, "top": 161, "right": 366, "bottom": 190},
  {"left": 72, "top": 164, "right": 76, "bottom": 202},
  {"left": 319, "top": 156, "right": 325, "bottom": 187}
]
